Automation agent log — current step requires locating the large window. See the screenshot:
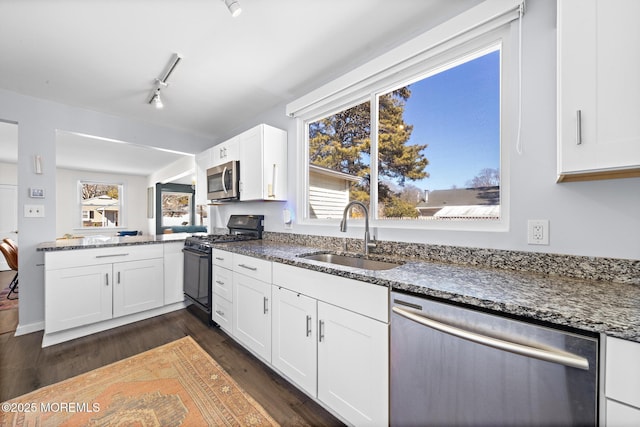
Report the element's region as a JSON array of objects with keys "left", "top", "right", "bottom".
[
  {"left": 79, "top": 181, "right": 123, "bottom": 228},
  {"left": 306, "top": 45, "right": 502, "bottom": 223}
]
